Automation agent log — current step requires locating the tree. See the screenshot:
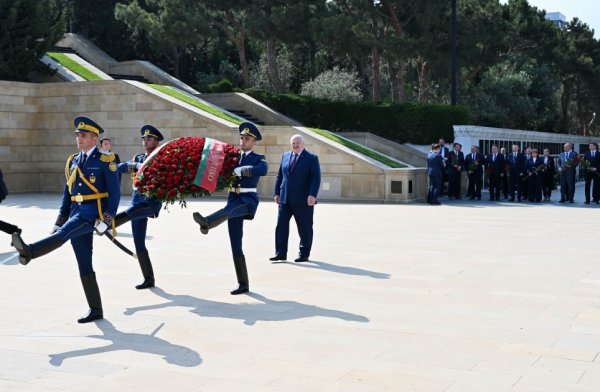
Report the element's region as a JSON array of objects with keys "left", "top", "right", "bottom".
[
  {"left": 0, "top": 0, "right": 67, "bottom": 81},
  {"left": 115, "top": 0, "right": 213, "bottom": 79},
  {"left": 300, "top": 66, "right": 362, "bottom": 101}
]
